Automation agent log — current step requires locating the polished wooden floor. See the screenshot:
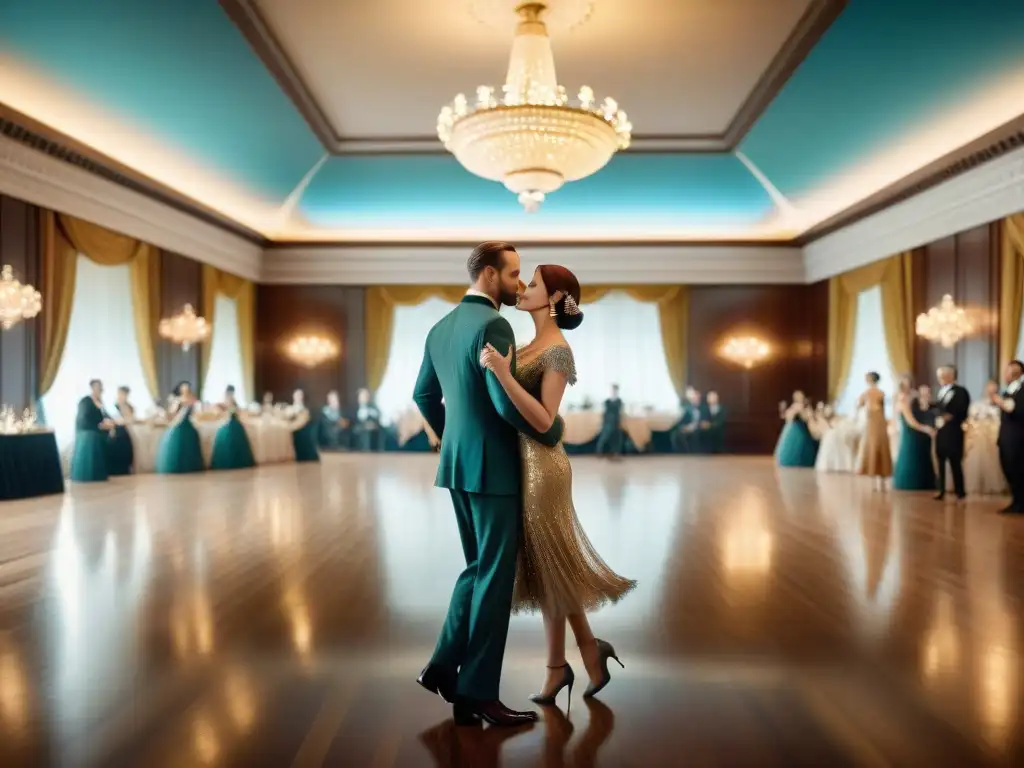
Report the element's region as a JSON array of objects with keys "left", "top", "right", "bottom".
[{"left": 0, "top": 455, "right": 1022, "bottom": 766}]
